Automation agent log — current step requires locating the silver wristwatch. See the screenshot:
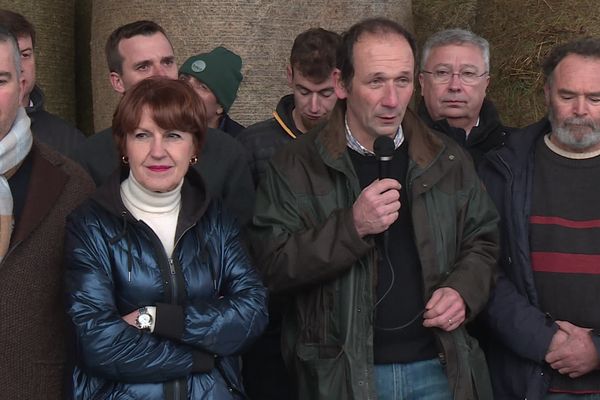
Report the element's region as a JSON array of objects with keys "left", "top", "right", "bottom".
[{"left": 135, "top": 307, "right": 153, "bottom": 330}]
